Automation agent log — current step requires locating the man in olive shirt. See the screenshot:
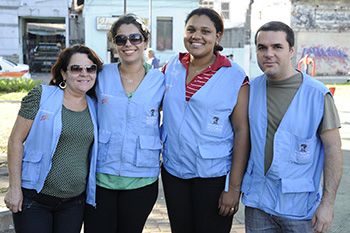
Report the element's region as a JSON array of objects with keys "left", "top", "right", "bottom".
[{"left": 241, "top": 21, "right": 343, "bottom": 233}]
